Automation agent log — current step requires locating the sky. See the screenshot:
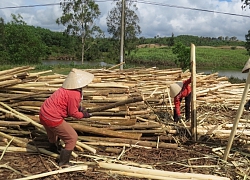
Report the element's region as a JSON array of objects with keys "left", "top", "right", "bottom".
[{"left": 0, "top": 0, "right": 250, "bottom": 41}]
